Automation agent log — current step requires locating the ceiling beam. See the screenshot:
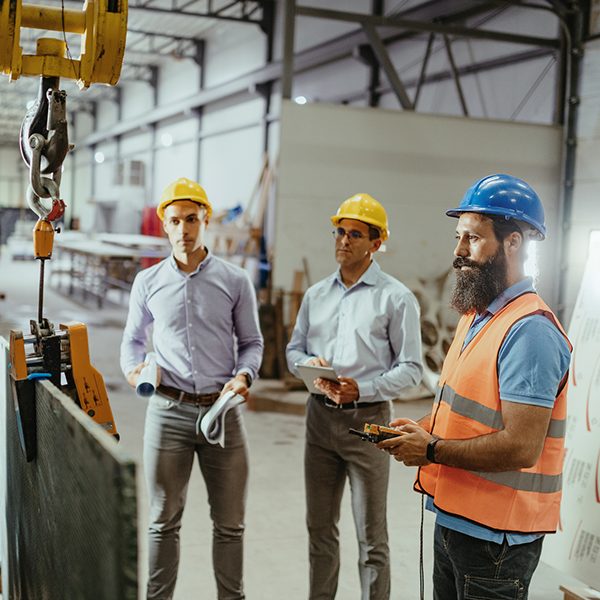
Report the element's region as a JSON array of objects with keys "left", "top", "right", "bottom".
[
  {"left": 330, "top": 47, "right": 556, "bottom": 106},
  {"left": 294, "top": 5, "right": 560, "bottom": 49},
  {"left": 128, "top": 0, "right": 267, "bottom": 27},
  {"left": 79, "top": 2, "right": 563, "bottom": 146},
  {"left": 362, "top": 23, "right": 413, "bottom": 109}
]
